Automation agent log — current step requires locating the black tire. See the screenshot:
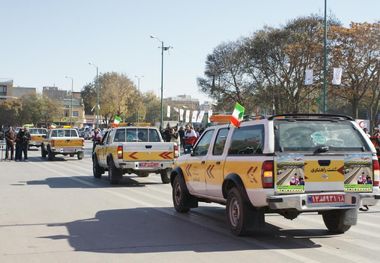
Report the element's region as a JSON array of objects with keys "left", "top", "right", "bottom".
[
  {"left": 77, "top": 152, "right": 84, "bottom": 160},
  {"left": 47, "top": 148, "right": 55, "bottom": 161},
  {"left": 136, "top": 171, "right": 149, "bottom": 177},
  {"left": 41, "top": 145, "right": 47, "bottom": 158},
  {"left": 172, "top": 176, "right": 191, "bottom": 213},
  {"left": 160, "top": 169, "right": 171, "bottom": 184},
  {"left": 93, "top": 155, "right": 103, "bottom": 179},
  {"left": 108, "top": 158, "right": 122, "bottom": 185},
  {"left": 226, "top": 187, "right": 252, "bottom": 236},
  {"left": 322, "top": 210, "right": 352, "bottom": 234}
]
